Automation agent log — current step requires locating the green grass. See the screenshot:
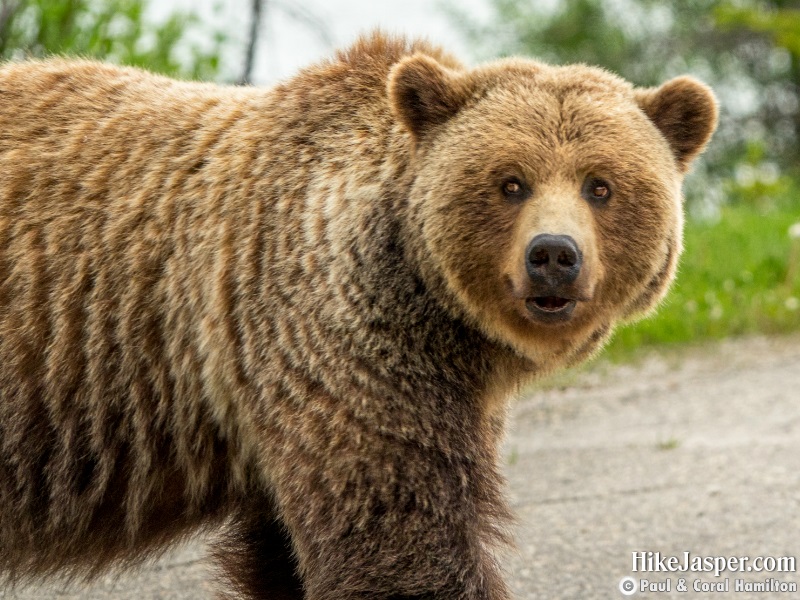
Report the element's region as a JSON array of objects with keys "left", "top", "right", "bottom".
[
  {"left": 656, "top": 437, "right": 681, "bottom": 451},
  {"left": 602, "top": 193, "right": 800, "bottom": 361}
]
